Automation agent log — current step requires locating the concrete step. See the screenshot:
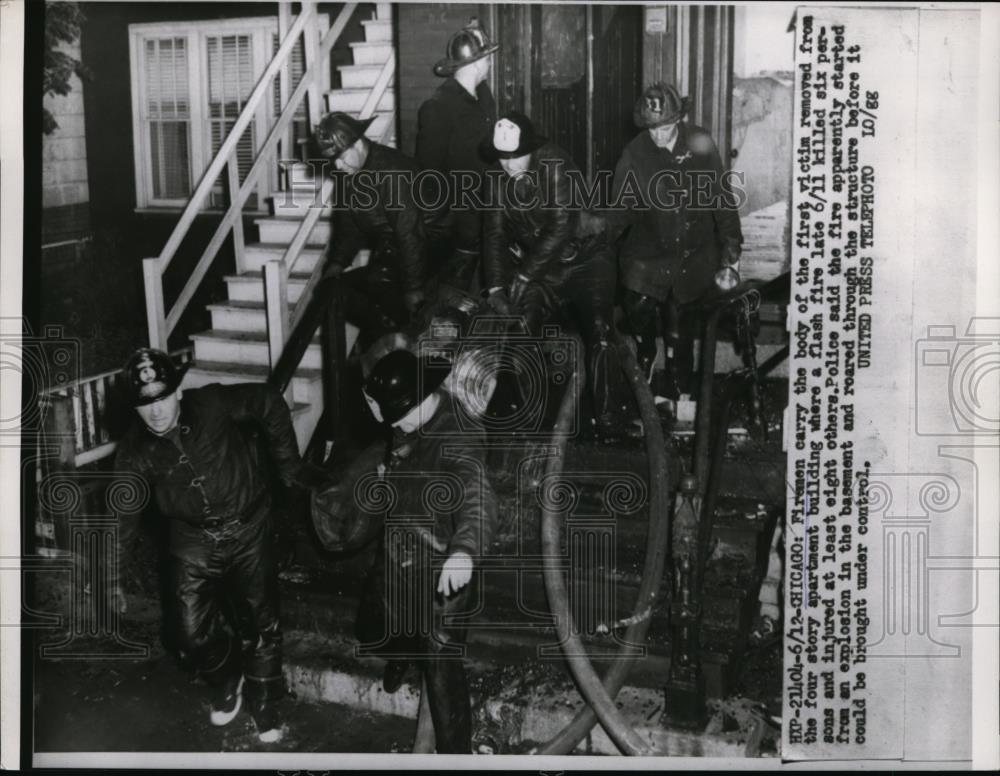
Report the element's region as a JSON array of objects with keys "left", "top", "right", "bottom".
[
  {"left": 182, "top": 358, "right": 321, "bottom": 401},
  {"left": 374, "top": 3, "right": 392, "bottom": 21},
  {"left": 255, "top": 216, "right": 332, "bottom": 247},
  {"left": 189, "top": 328, "right": 322, "bottom": 370},
  {"left": 205, "top": 288, "right": 356, "bottom": 340},
  {"left": 348, "top": 40, "right": 394, "bottom": 66},
  {"left": 205, "top": 299, "right": 270, "bottom": 334},
  {"left": 280, "top": 627, "right": 770, "bottom": 756},
  {"left": 268, "top": 191, "right": 332, "bottom": 218},
  {"left": 339, "top": 63, "right": 396, "bottom": 89},
  {"left": 242, "top": 242, "right": 324, "bottom": 274},
  {"left": 326, "top": 86, "right": 395, "bottom": 113},
  {"left": 278, "top": 161, "right": 323, "bottom": 189},
  {"left": 224, "top": 269, "right": 313, "bottom": 304},
  {"left": 361, "top": 18, "right": 393, "bottom": 43}
]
